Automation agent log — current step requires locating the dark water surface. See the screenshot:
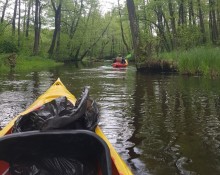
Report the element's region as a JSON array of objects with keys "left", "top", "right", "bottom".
[{"left": 1, "top": 61, "right": 220, "bottom": 175}]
